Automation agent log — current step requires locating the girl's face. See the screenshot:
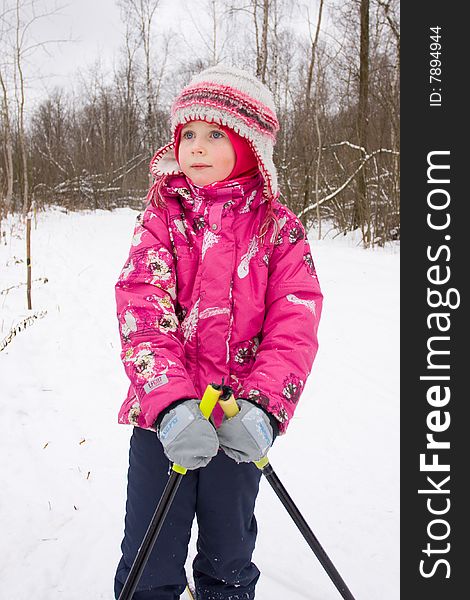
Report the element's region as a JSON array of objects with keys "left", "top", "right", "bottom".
[{"left": 178, "top": 120, "right": 236, "bottom": 186}]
